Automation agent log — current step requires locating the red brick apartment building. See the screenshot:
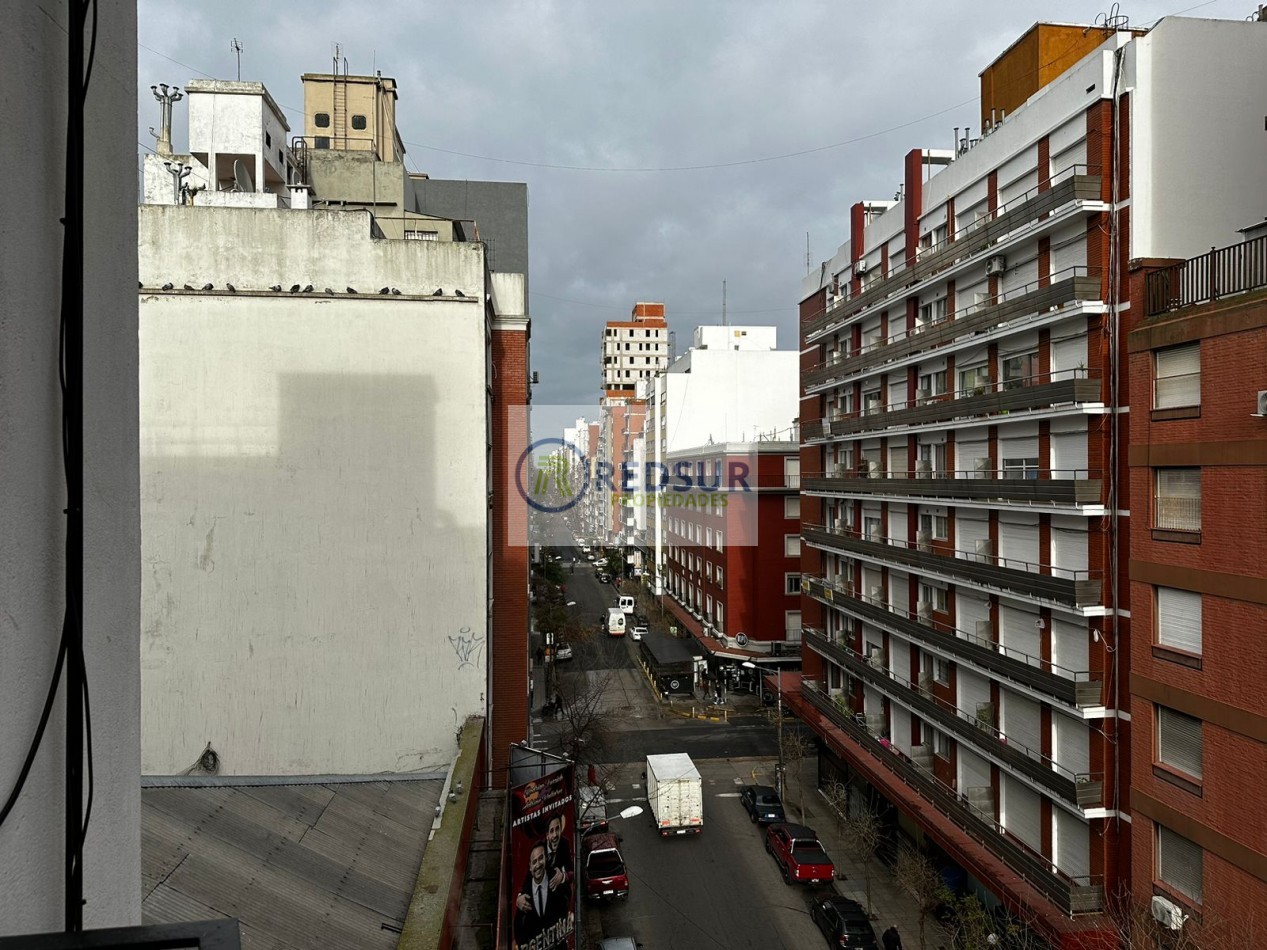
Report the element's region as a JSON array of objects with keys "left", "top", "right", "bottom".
[
  {"left": 1126, "top": 237, "right": 1267, "bottom": 939},
  {"left": 661, "top": 440, "right": 803, "bottom": 690},
  {"left": 790, "top": 16, "right": 1267, "bottom": 947}
]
